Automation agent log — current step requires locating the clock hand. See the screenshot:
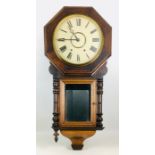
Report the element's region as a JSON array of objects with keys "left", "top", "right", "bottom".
[
  {"left": 67, "top": 26, "right": 80, "bottom": 42},
  {"left": 57, "top": 38, "right": 78, "bottom": 41},
  {"left": 69, "top": 29, "right": 80, "bottom": 42}
]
